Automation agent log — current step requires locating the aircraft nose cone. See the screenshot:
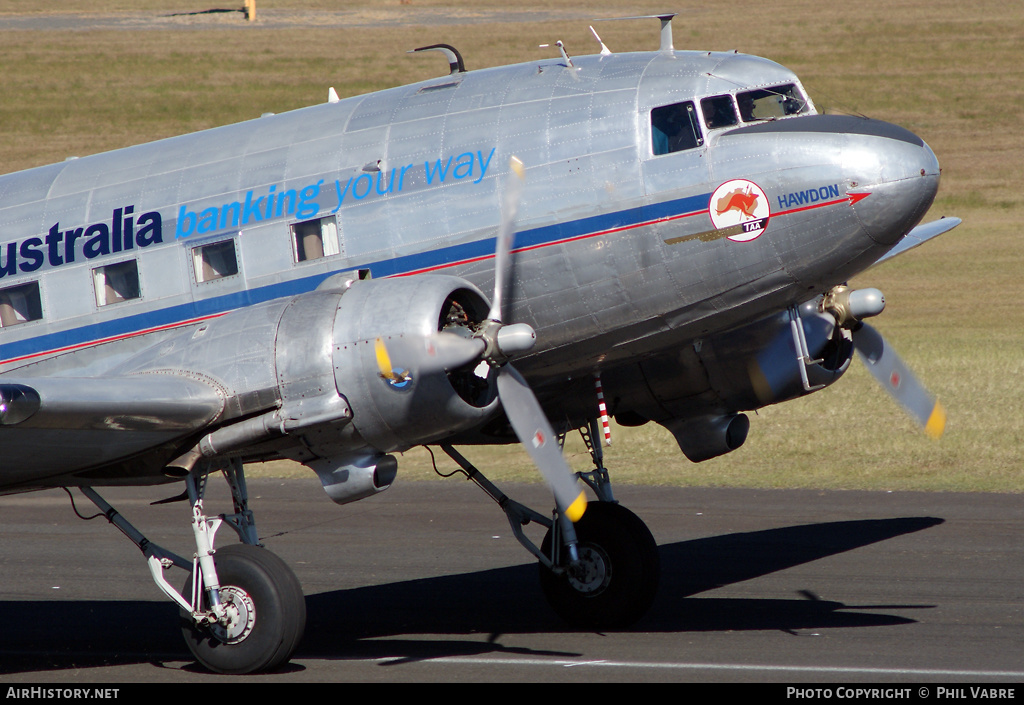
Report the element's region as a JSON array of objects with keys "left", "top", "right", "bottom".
[
  {"left": 842, "top": 119, "right": 940, "bottom": 246},
  {"left": 721, "top": 115, "right": 940, "bottom": 247}
]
